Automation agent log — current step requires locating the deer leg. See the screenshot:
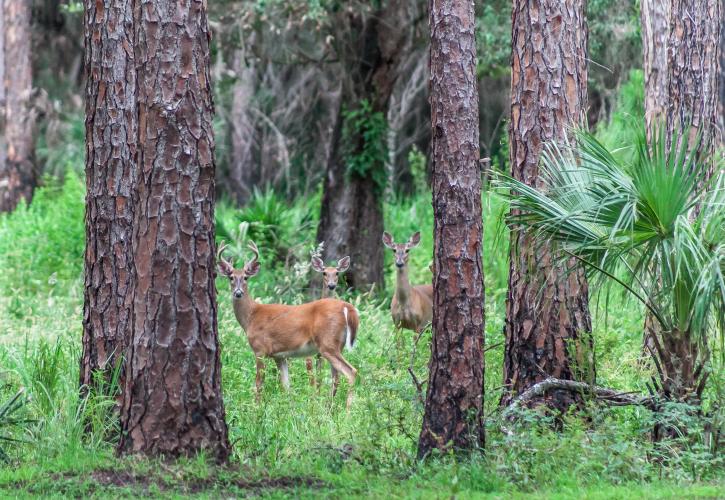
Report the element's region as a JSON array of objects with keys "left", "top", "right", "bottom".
[
  {"left": 255, "top": 357, "right": 266, "bottom": 402},
  {"left": 305, "top": 357, "right": 316, "bottom": 387},
  {"left": 275, "top": 358, "right": 290, "bottom": 390},
  {"left": 316, "top": 355, "right": 324, "bottom": 379},
  {"left": 330, "top": 365, "right": 339, "bottom": 397},
  {"left": 325, "top": 353, "right": 357, "bottom": 411}
]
